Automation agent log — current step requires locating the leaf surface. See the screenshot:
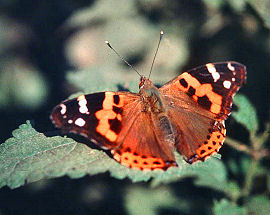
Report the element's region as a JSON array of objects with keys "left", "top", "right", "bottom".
[
  {"left": 213, "top": 199, "right": 247, "bottom": 215},
  {"left": 232, "top": 94, "right": 258, "bottom": 133},
  {"left": 1, "top": 121, "right": 228, "bottom": 190}
]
